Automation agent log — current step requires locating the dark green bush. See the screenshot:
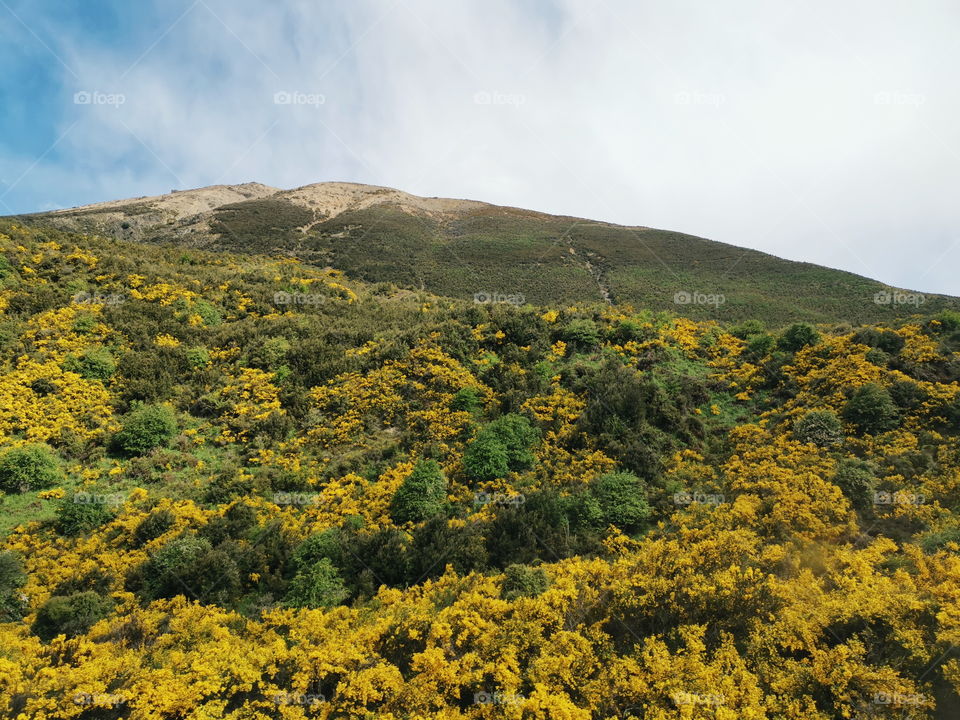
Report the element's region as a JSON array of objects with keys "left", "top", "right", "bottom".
[
  {"left": 132, "top": 509, "right": 175, "bottom": 547},
  {"left": 501, "top": 564, "right": 549, "bottom": 600},
  {"left": 842, "top": 383, "right": 900, "bottom": 435},
  {"left": 562, "top": 319, "right": 600, "bottom": 349},
  {"left": 389, "top": 459, "right": 447, "bottom": 525},
  {"left": 31, "top": 591, "right": 113, "bottom": 641},
  {"left": 777, "top": 323, "right": 820, "bottom": 352},
  {"left": 0, "top": 443, "right": 64, "bottom": 493},
  {"left": 832, "top": 459, "right": 875, "bottom": 512},
  {"left": 55, "top": 494, "right": 116, "bottom": 536},
  {"left": 793, "top": 410, "right": 843, "bottom": 447},
  {"left": 0, "top": 550, "right": 27, "bottom": 621}
]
